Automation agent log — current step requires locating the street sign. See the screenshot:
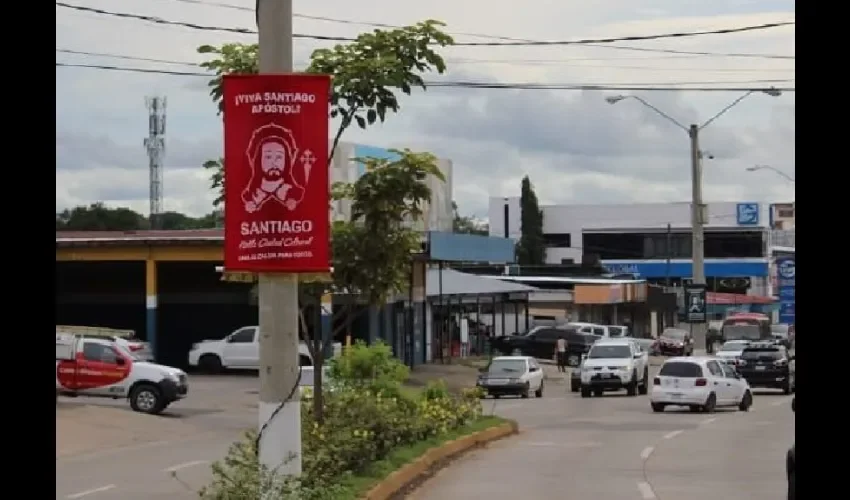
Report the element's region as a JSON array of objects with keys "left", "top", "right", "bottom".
[
  {"left": 776, "top": 256, "right": 795, "bottom": 324},
  {"left": 684, "top": 283, "right": 708, "bottom": 323},
  {"left": 736, "top": 203, "right": 760, "bottom": 225}
]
